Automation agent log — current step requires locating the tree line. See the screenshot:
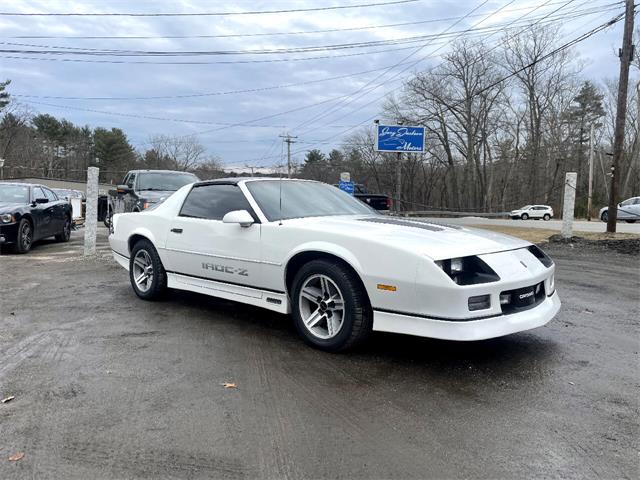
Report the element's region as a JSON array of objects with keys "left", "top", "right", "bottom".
[{"left": 0, "top": 87, "right": 223, "bottom": 185}]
